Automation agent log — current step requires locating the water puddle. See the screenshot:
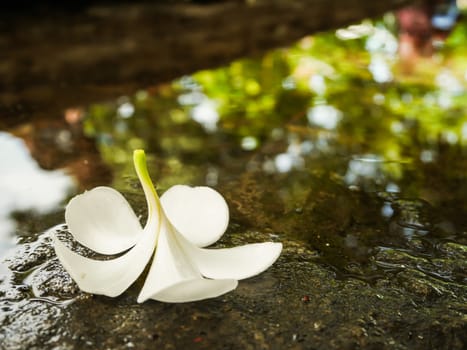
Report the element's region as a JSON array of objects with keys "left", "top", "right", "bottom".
[
  {"left": 2, "top": 14, "right": 467, "bottom": 285},
  {"left": 0, "top": 9, "right": 466, "bottom": 349}
]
